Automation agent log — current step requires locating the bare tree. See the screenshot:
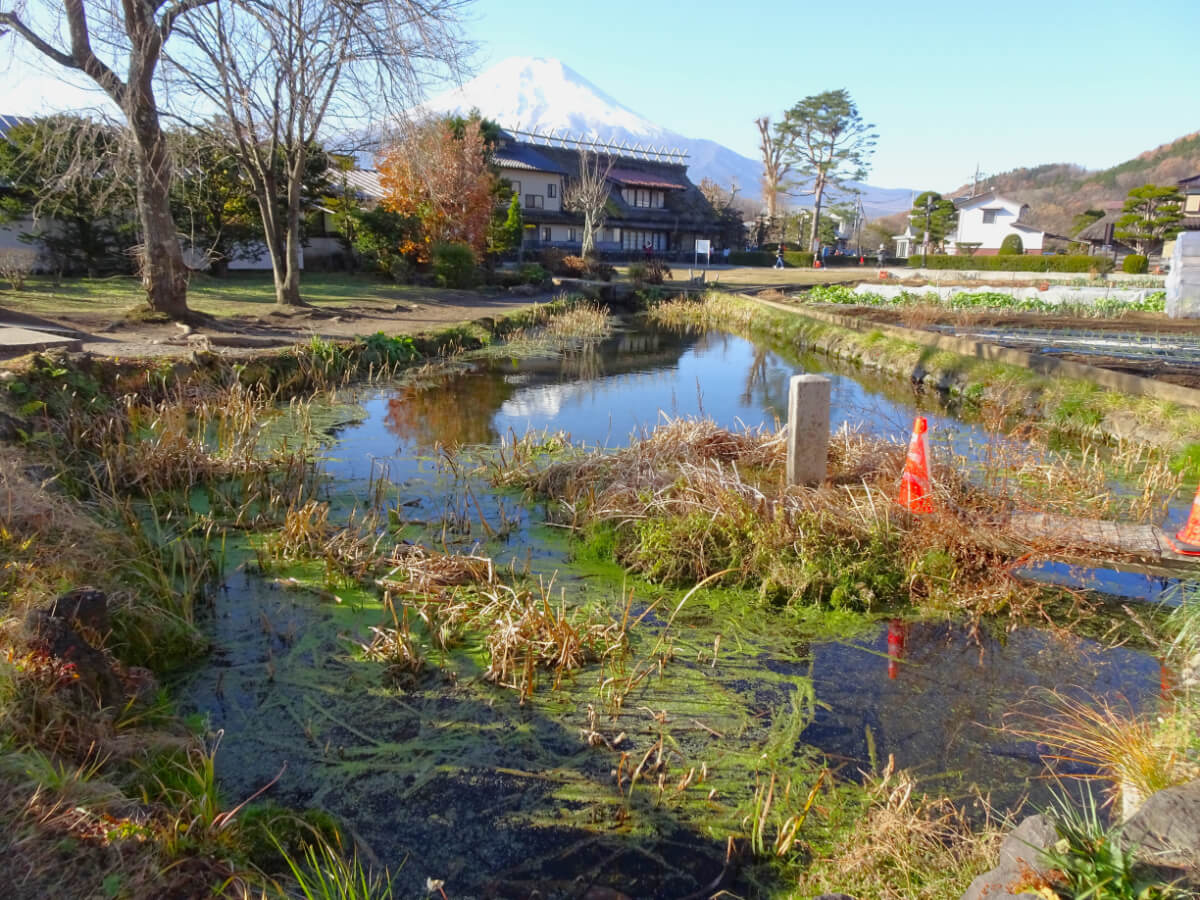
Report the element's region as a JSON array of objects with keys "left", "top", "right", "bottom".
[
  {"left": 564, "top": 148, "right": 613, "bottom": 258},
  {"left": 755, "top": 116, "right": 793, "bottom": 228},
  {"left": 0, "top": 1, "right": 214, "bottom": 318},
  {"left": 168, "top": 0, "right": 471, "bottom": 306}
]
